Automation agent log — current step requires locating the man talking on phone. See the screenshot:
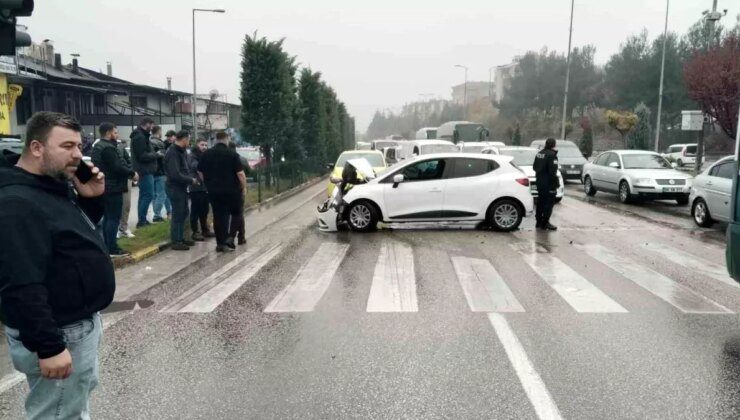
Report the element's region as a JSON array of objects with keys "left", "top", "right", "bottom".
[{"left": 0, "top": 112, "right": 115, "bottom": 419}]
